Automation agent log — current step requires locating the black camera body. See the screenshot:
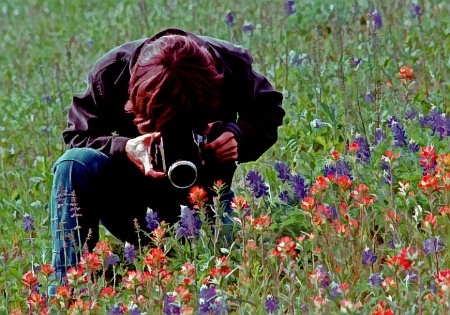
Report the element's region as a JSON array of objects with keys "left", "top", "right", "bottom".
[{"left": 151, "top": 123, "right": 223, "bottom": 189}]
